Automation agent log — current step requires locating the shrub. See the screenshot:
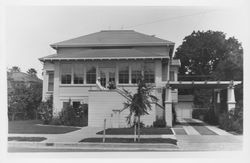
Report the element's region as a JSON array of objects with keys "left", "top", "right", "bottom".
[
  {"left": 50, "top": 116, "right": 62, "bottom": 125},
  {"left": 131, "top": 121, "right": 145, "bottom": 128},
  {"left": 153, "top": 119, "right": 166, "bottom": 128},
  {"left": 59, "top": 102, "right": 88, "bottom": 127},
  {"left": 204, "top": 107, "right": 219, "bottom": 125},
  {"left": 219, "top": 108, "right": 243, "bottom": 134},
  {"left": 192, "top": 108, "right": 209, "bottom": 120},
  {"left": 37, "top": 96, "right": 53, "bottom": 124}
]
